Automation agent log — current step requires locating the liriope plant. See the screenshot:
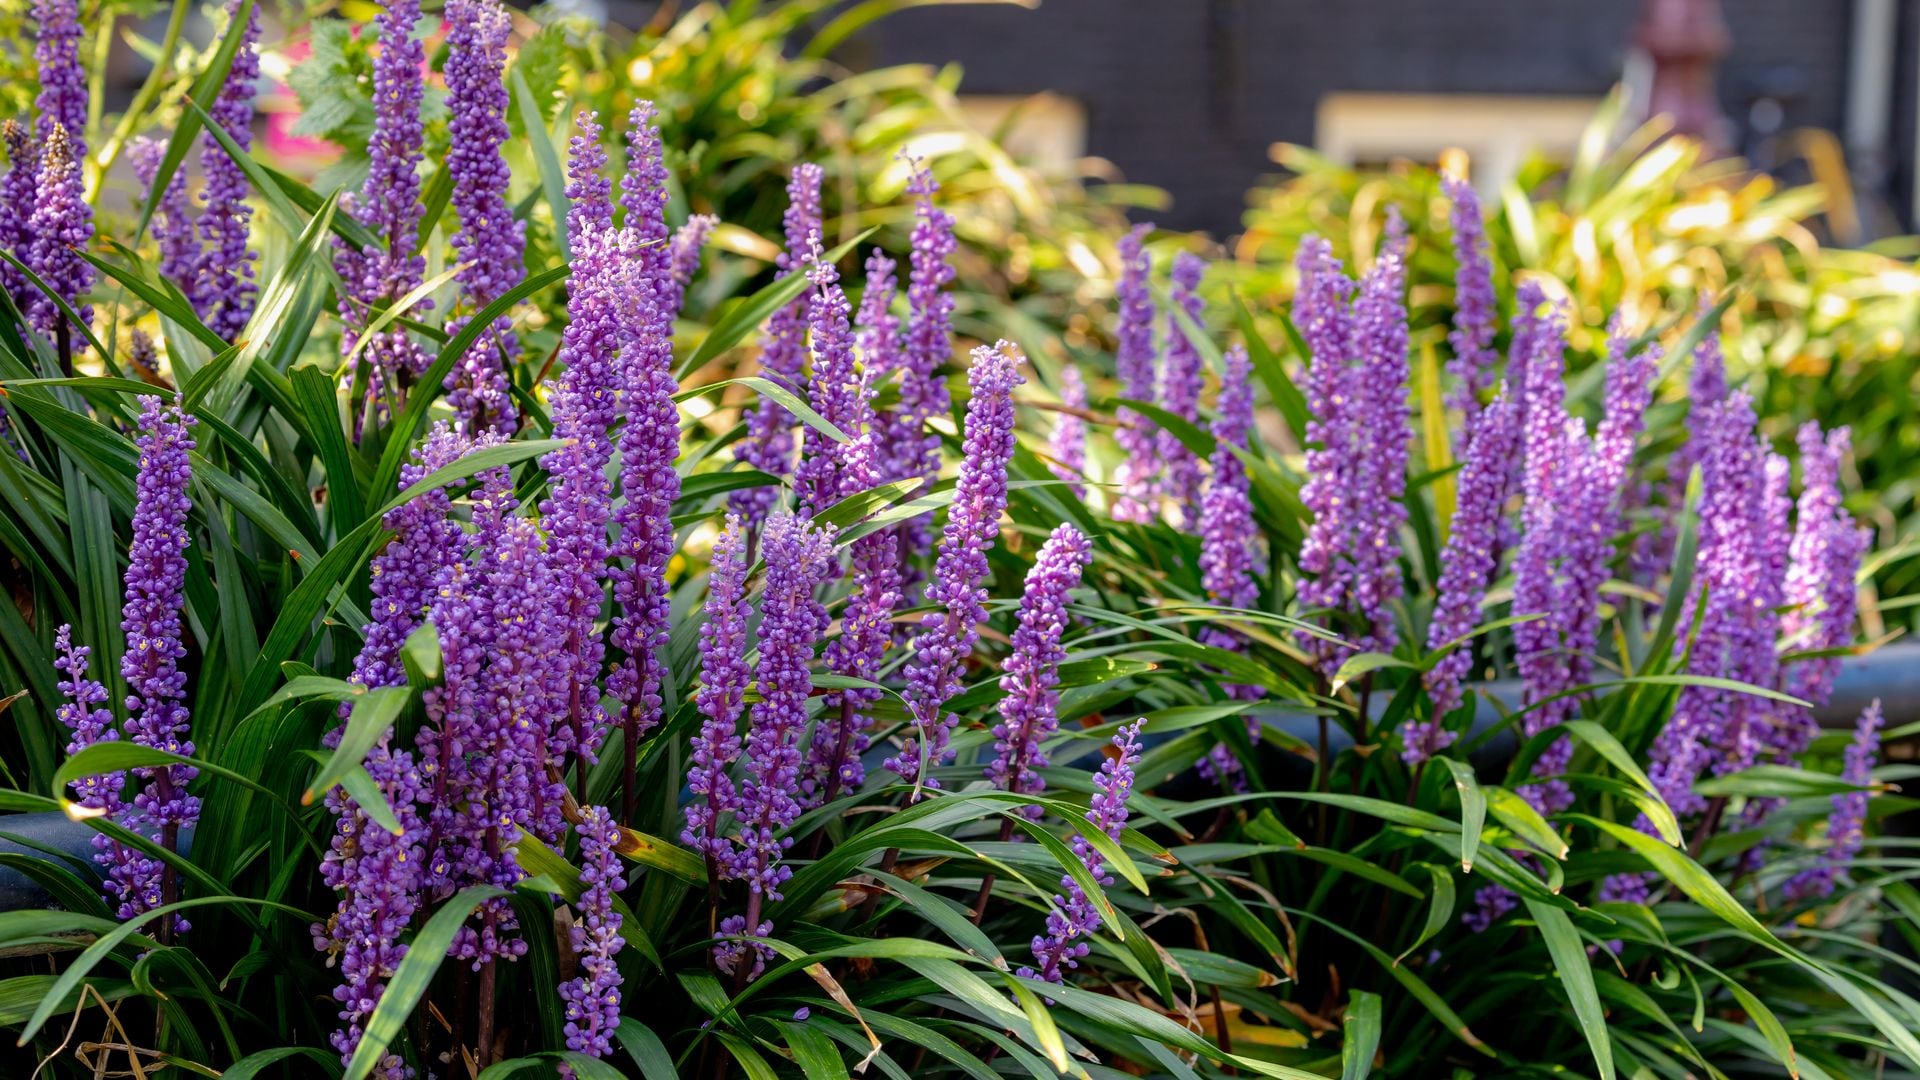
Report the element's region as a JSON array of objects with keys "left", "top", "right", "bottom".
[{"left": 0, "top": 2, "right": 1912, "bottom": 1080}]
